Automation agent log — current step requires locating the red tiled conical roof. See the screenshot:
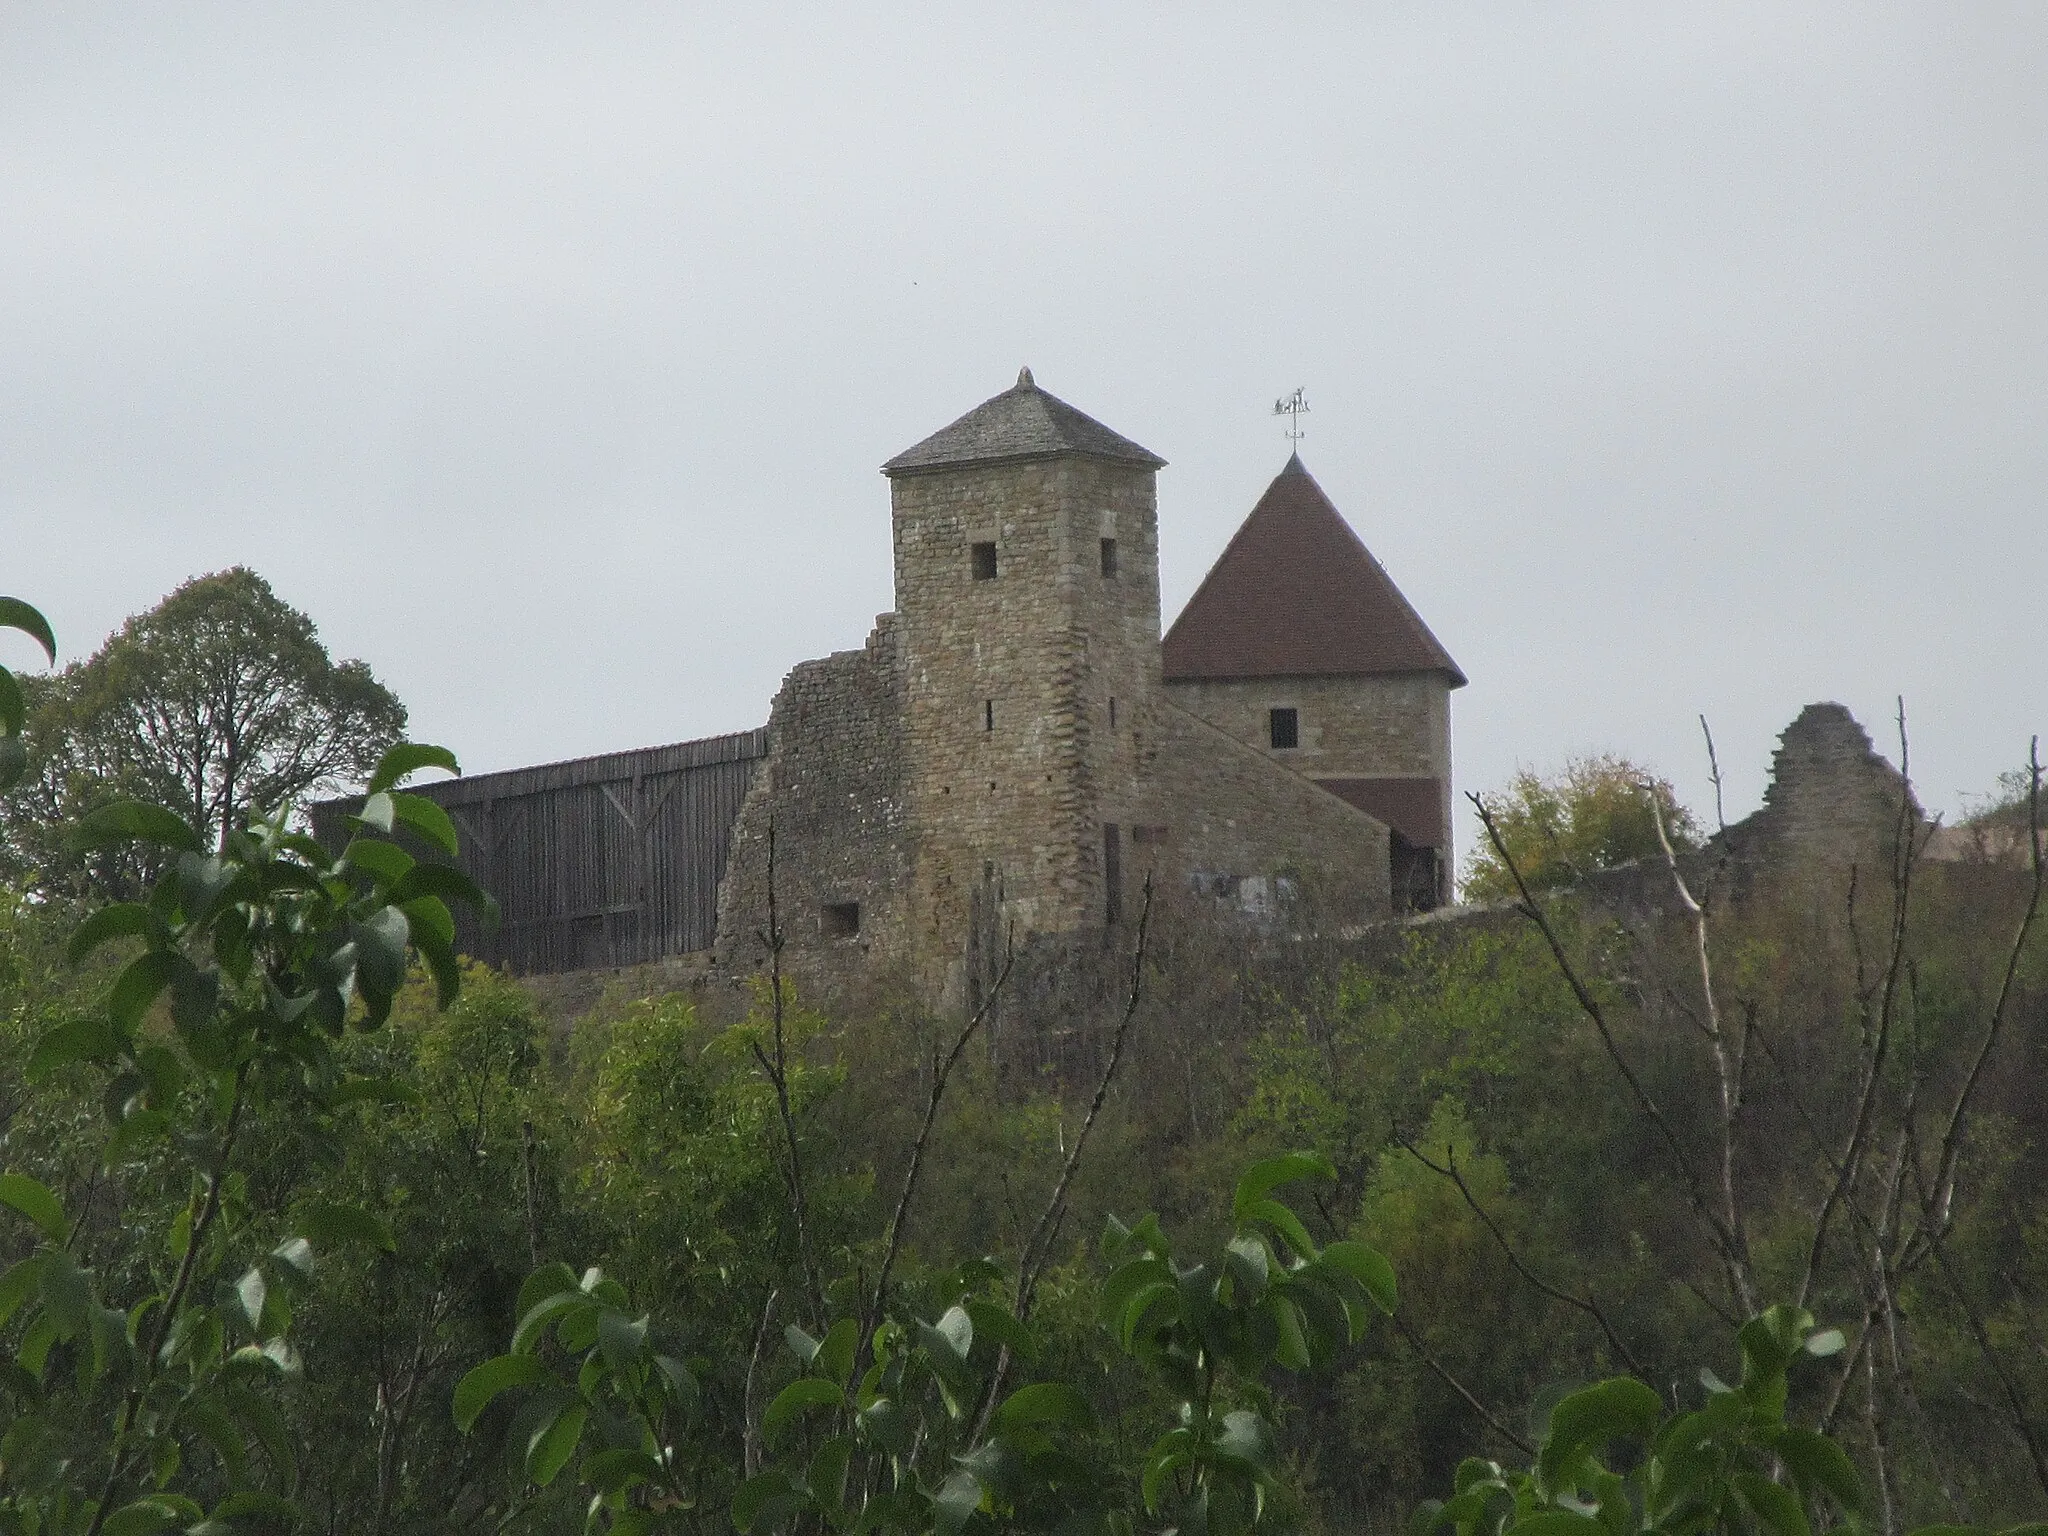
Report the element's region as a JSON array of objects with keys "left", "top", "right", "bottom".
[{"left": 1162, "top": 455, "right": 1465, "bottom": 686}]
